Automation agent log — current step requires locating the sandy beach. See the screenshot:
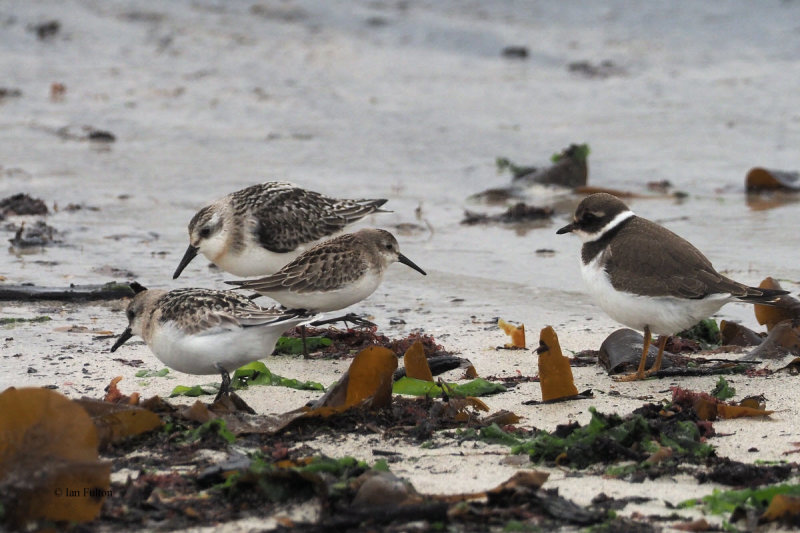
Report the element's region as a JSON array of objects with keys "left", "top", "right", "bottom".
[{"left": 2, "top": 1, "right": 800, "bottom": 530}]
